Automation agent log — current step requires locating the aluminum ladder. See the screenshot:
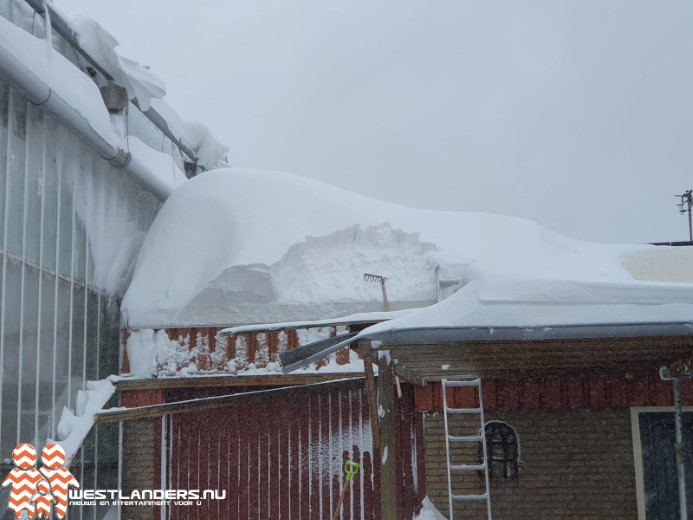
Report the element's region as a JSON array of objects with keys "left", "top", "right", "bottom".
[{"left": 442, "top": 378, "right": 492, "bottom": 519}]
